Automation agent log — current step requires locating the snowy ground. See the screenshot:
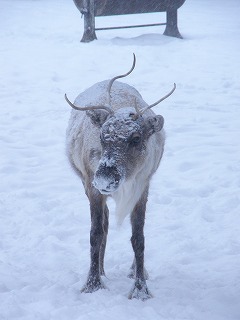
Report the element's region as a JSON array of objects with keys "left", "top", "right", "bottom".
[{"left": 1, "top": 0, "right": 240, "bottom": 319}]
